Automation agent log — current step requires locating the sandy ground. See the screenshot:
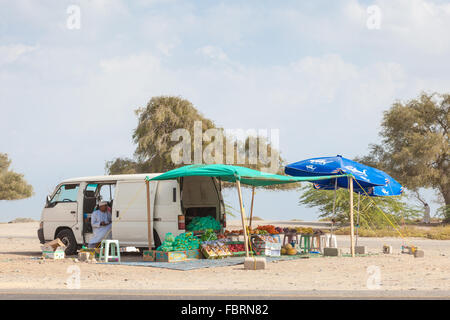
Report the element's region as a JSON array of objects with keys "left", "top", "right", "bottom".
[{"left": 0, "top": 222, "right": 449, "bottom": 295}]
